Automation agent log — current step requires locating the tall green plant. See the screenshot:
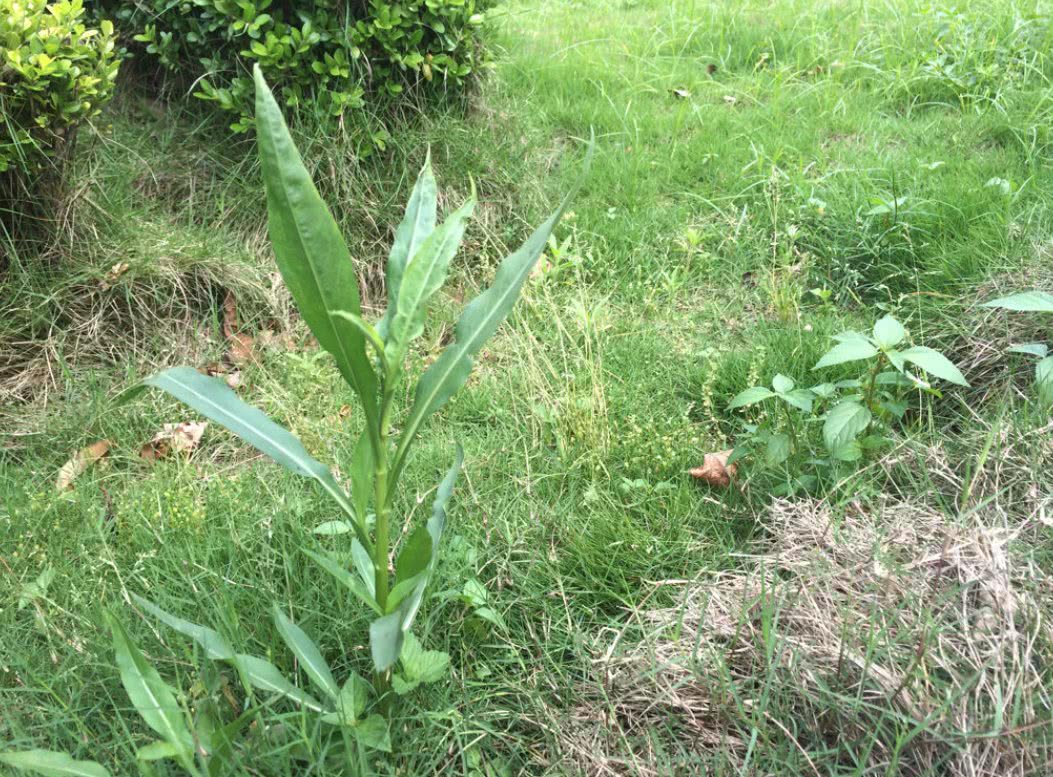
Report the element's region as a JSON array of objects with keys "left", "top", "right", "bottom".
[{"left": 137, "top": 66, "right": 590, "bottom": 707}]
